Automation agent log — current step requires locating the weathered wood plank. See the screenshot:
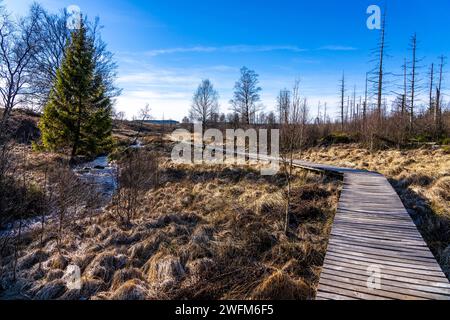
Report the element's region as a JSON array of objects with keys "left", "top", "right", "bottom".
[{"left": 315, "top": 168, "right": 450, "bottom": 300}]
